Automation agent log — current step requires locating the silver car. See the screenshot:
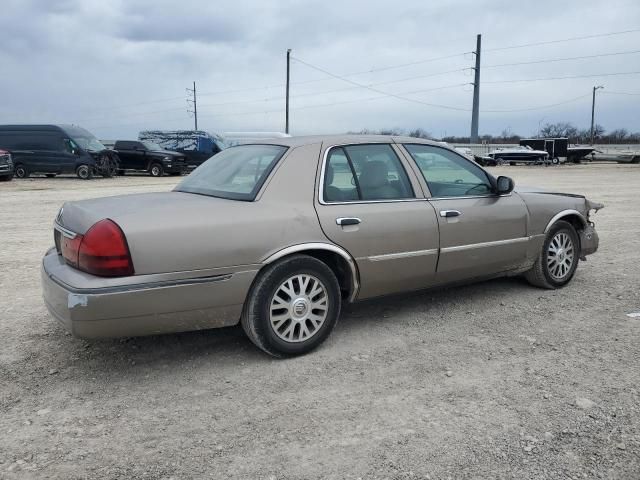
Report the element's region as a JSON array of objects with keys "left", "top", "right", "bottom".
[{"left": 41, "top": 135, "right": 602, "bottom": 357}]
